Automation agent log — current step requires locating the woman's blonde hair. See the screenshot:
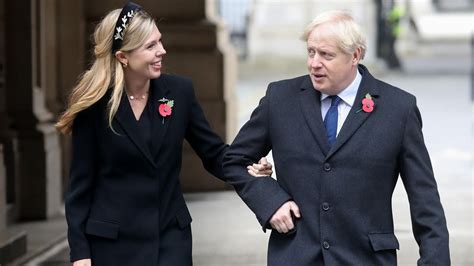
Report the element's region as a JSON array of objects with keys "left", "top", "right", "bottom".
[
  {"left": 56, "top": 9, "right": 155, "bottom": 134},
  {"left": 301, "top": 10, "right": 366, "bottom": 59}
]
